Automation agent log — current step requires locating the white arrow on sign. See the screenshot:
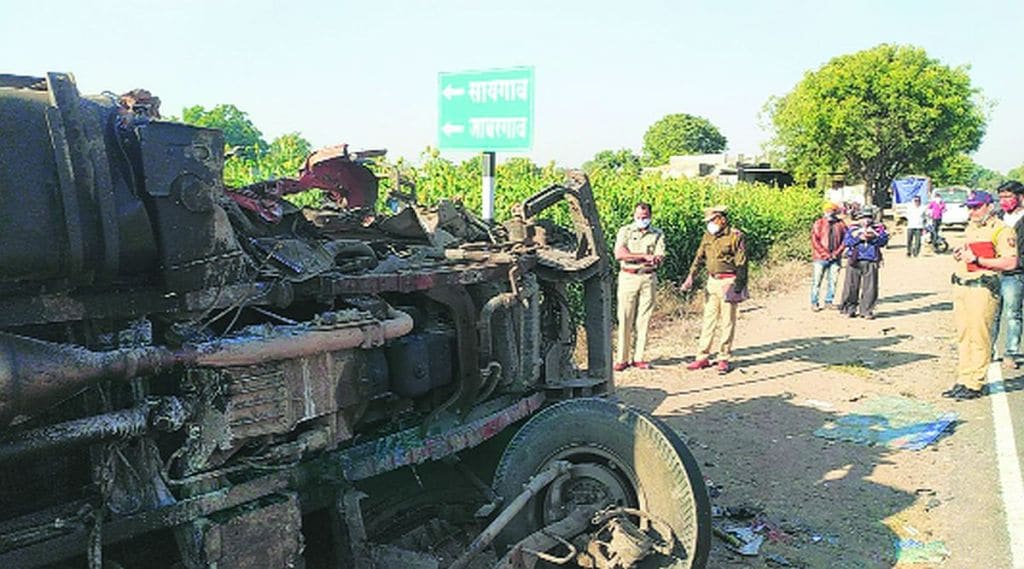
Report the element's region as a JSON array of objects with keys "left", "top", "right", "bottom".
[
  {"left": 442, "top": 84, "right": 465, "bottom": 100},
  {"left": 441, "top": 123, "right": 464, "bottom": 136}
]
